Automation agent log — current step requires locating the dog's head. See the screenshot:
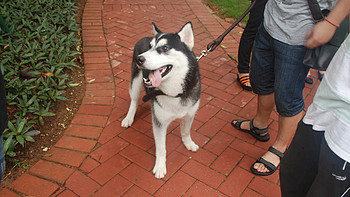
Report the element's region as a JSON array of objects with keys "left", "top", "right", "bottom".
[{"left": 137, "top": 22, "right": 195, "bottom": 88}]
